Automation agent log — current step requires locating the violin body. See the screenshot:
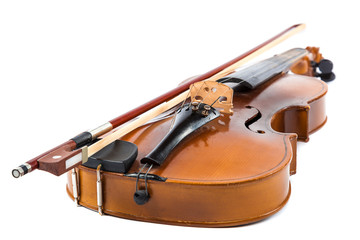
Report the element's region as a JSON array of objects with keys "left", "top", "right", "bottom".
[{"left": 66, "top": 73, "right": 327, "bottom": 227}]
